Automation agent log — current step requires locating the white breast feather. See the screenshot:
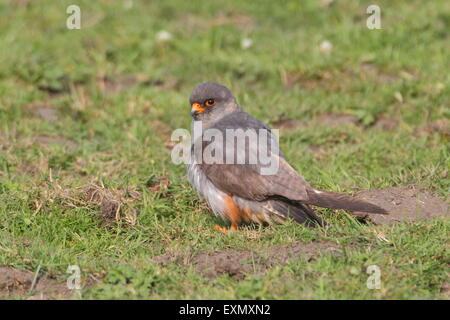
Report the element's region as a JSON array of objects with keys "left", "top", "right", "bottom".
[{"left": 187, "top": 163, "right": 228, "bottom": 221}]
